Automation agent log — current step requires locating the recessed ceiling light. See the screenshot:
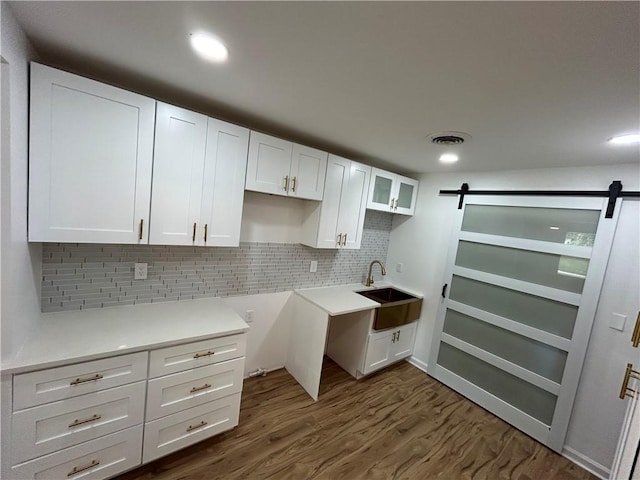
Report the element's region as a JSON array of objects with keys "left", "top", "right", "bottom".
[
  {"left": 439, "top": 153, "right": 459, "bottom": 164},
  {"left": 608, "top": 133, "right": 640, "bottom": 145},
  {"left": 190, "top": 32, "right": 228, "bottom": 63}
]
